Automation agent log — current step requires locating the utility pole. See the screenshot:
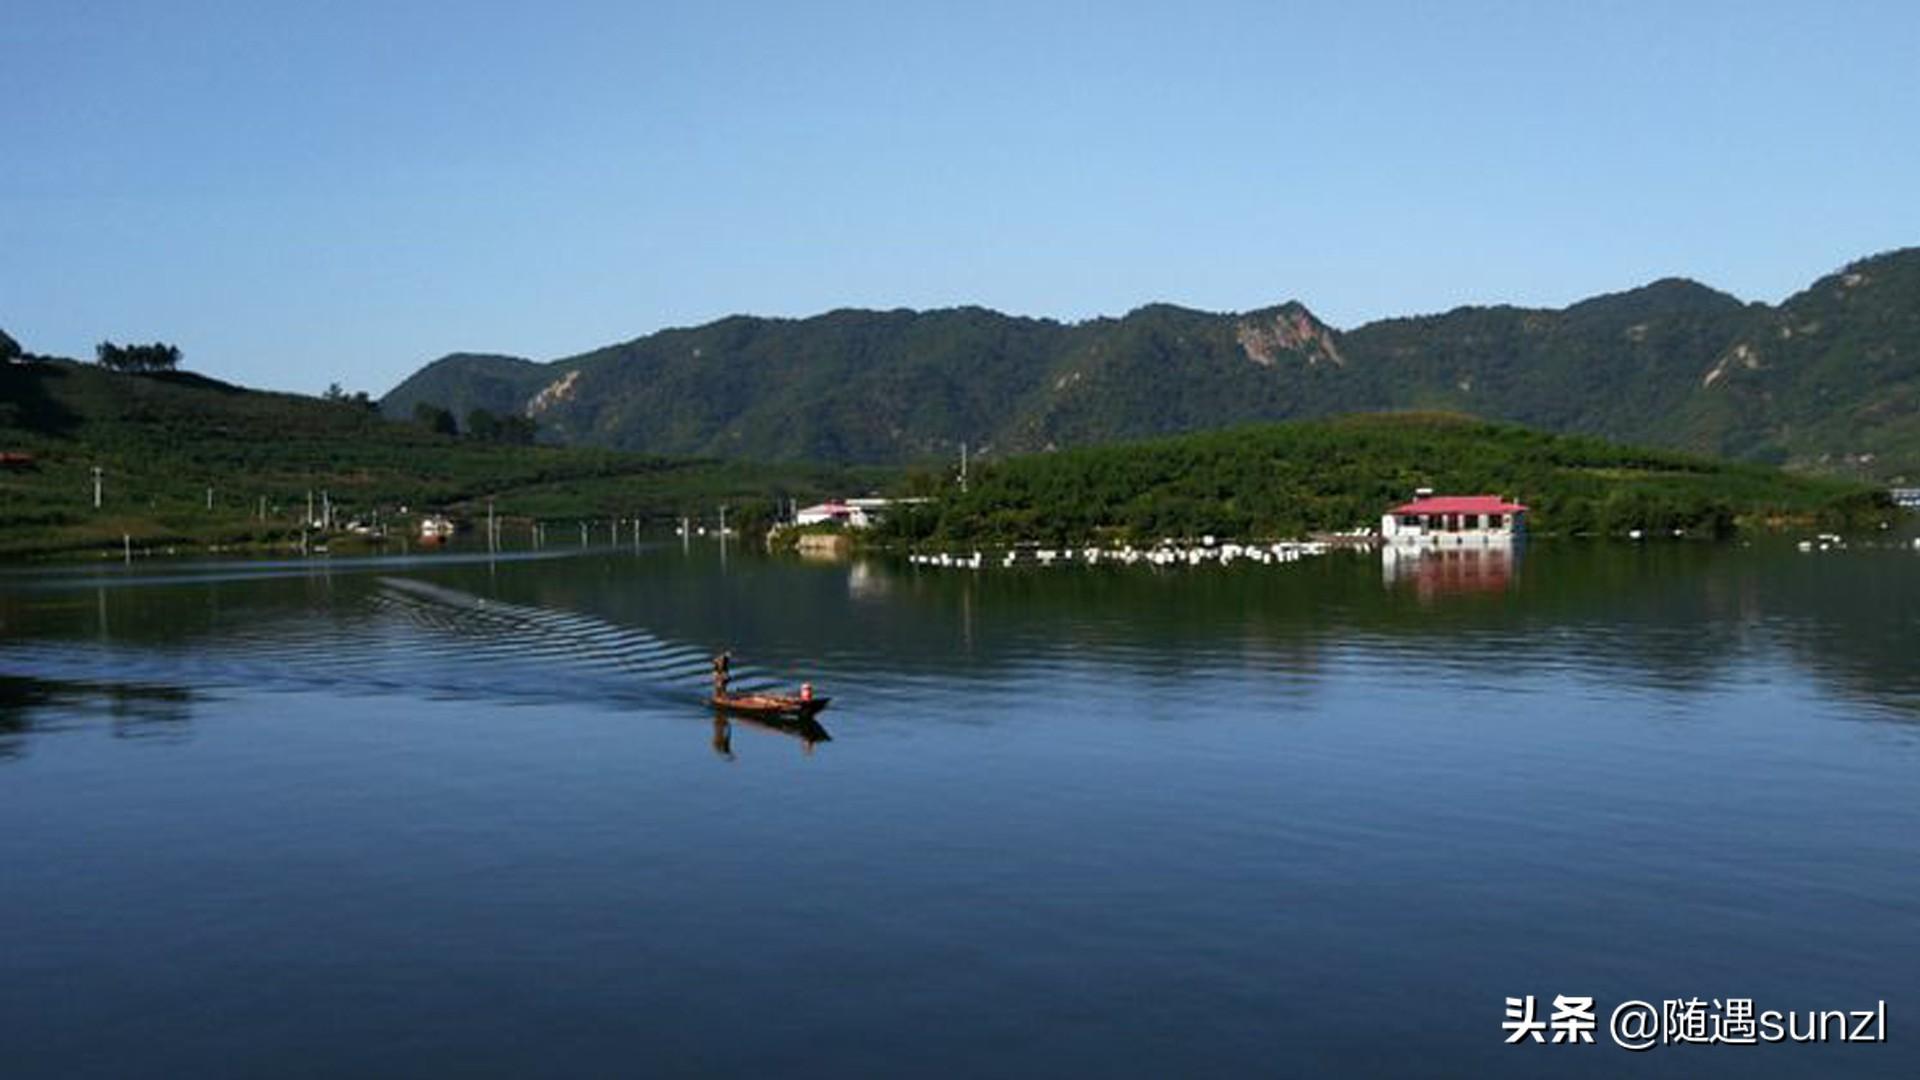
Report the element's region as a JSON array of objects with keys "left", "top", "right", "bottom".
[
  {"left": 488, "top": 497, "right": 497, "bottom": 552},
  {"left": 960, "top": 442, "right": 969, "bottom": 493},
  {"left": 307, "top": 489, "right": 315, "bottom": 528},
  {"left": 93, "top": 466, "right": 103, "bottom": 509},
  {"left": 322, "top": 490, "right": 332, "bottom": 531},
  {"left": 580, "top": 521, "right": 588, "bottom": 546},
  {"left": 257, "top": 495, "right": 266, "bottom": 521},
  {"left": 718, "top": 504, "right": 728, "bottom": 537},
  {"left": 206, "top": 486, "right": 213, "bottom": 511}
]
